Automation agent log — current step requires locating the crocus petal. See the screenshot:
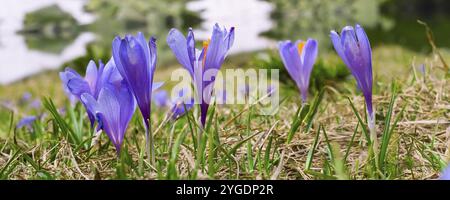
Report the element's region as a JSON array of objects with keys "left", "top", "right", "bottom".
[
  {"left": 100, "top": 58, "right": 123, "bottom": 89},
  {"left": 114, "top": 82, "right": 136, "bottom": 143},
  {"left": 16, "top": 116, "right": 37, "bottom": 129},
  {"left": 137, "top": 32, "right": 152, "bottom": 71},
  {"left": 80, "top": 93, "right": 99, "bottom": 120},
  {"left": 330, "top": 31, "right": 351, "bottom": 67},
  {"left": 187, "top": 28, "right": 196, "bottom": 71},
  {"left": 167, "top": 28, "right": 194, "bottom": 76},
  {"left": 355, "top": 24, "right": 372, "bottom": 70},
  {"left": 278, "top": 41, "right": 301, "bottom": 82},
  {"left": 224, "top": 27, "right": 235, "bottom": 52},
  {"left": 204, "top": 23, "right": 225, "bottom": 71},
  {"left": 341, "top": 26, "right": 360, "bottom": 70},
  {"left": 98, "top": 87, "right": 121, "bottom": 140},
  {"left": 170, "top": 98, "right": 194, "bottom": 120},
  {"left": 153, "top": 90, "right": 168, "bottom": 107},
  {"left": 67, "top": 77, "right": 91, "bottom": 97},
  {"left": 299, "top": 39, "right": 318, "bottom": 101},
  {"left": 59, "top": 68, "right": 81, "bottom": 104},
  {"left": 148, "top": 36, "right": 157, "bottom": 73},
  {"left": 112, "top": 33, "right": 155, "bottom": 129},
  {"left": 82, "top": 81, "right": 136, "bottom": 155},
  {"left": 440, "top": 165, "right": 450, "bottom": 180},
  {"left": 85, "top": 60, "right": 98, "bottom": 93}
]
